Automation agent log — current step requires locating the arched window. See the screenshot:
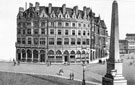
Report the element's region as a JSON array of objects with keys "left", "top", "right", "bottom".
[
  {"left": 48, "top": 50, "right": 54, "bottom": 62},
  {"left": 63, "top": 50, "right": 69, "bottom": 55},
  {"left": 76, "top": 51, "right": 81, "bottom": 59},
  {"left": 70, "top": 50, "right": 75, "bottom": 59},
  {"left": 56, "top": 50, "right": 62, "bottom": 62}
]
